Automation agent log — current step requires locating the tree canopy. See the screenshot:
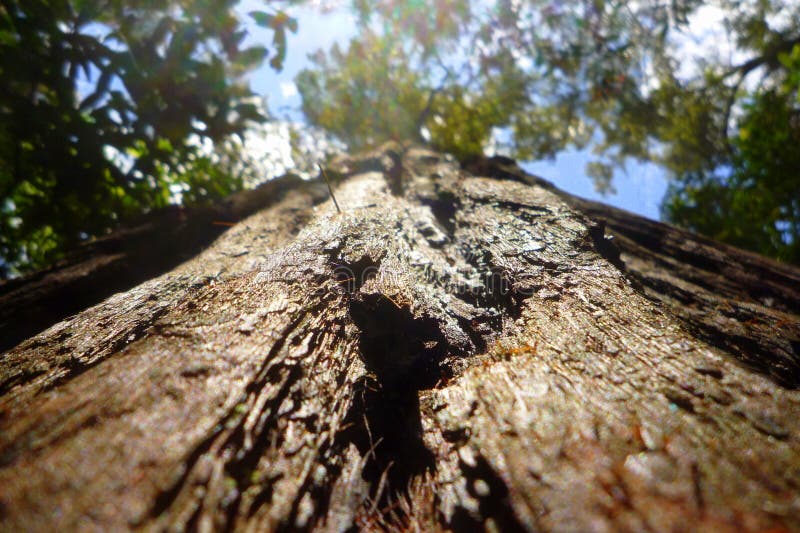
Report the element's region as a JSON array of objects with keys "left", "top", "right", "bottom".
[
  {"left": 0, "top": 0, "right": 297, "bottom": 276},
  {"left": 296, "top": 0, "right": 800, "bottom": 264}
]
